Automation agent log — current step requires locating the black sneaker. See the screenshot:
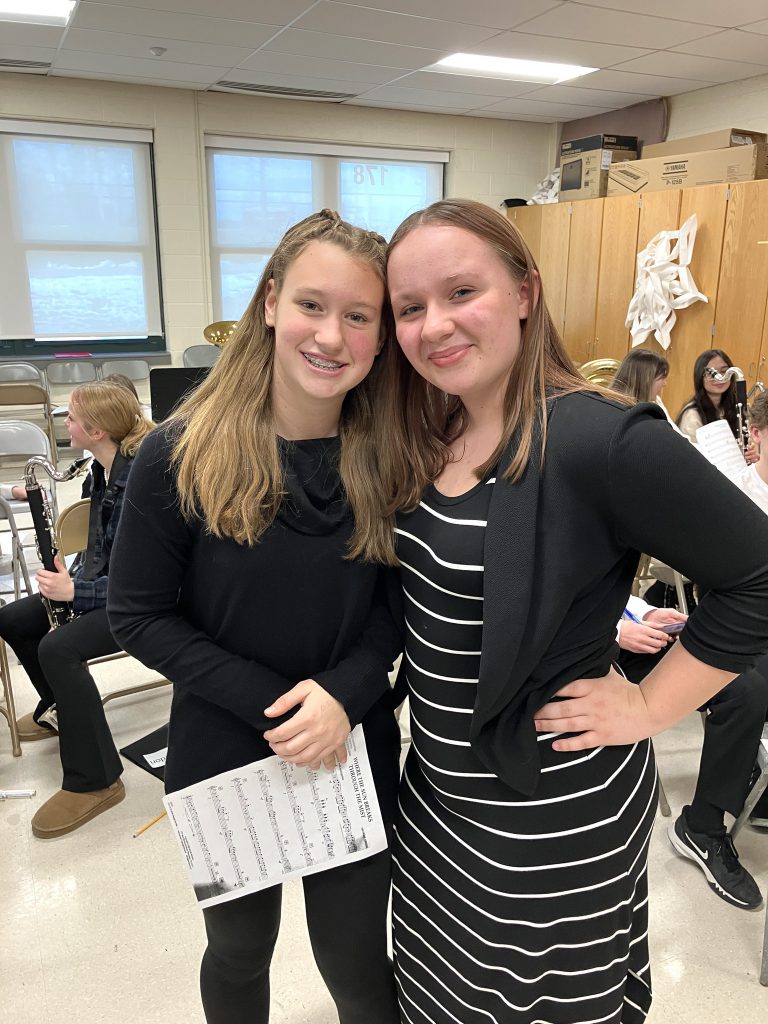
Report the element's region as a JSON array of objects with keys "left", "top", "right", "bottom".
[{"left": 668, "top": 806, "right": 763, "bottom": 910}]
